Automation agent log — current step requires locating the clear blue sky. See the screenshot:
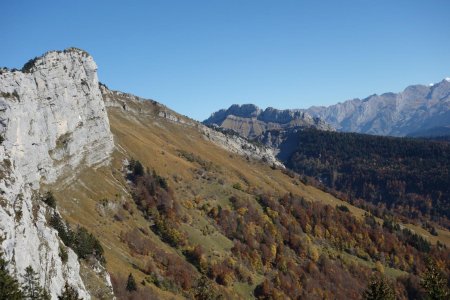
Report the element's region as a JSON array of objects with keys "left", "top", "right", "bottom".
[{"left": 1, "top": 0, "right": 450, "bottom": 121}]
